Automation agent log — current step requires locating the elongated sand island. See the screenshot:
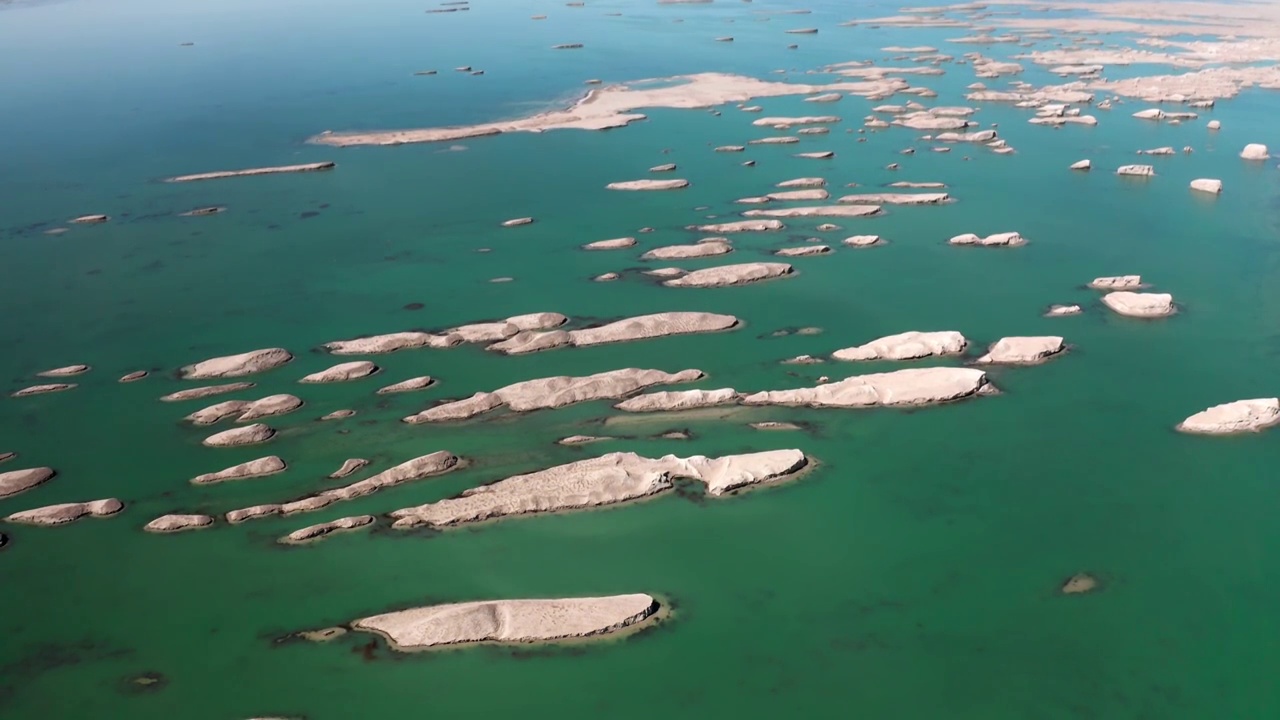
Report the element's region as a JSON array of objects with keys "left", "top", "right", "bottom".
[
  {"left": 1177, "top": 398, "right": 1280, "bottom": 435},
  {"left": 404, "top": 368, "right": 704, "bottom": 423},
  {"left": 180, "top": 348, "right": 293, "bottom": 379},
  {"left": 164, "top": 162, "right": 336, "bottom": 183},
  {"left": 160, "top": 382, "right": 256, "bottom": 402},
  {"left": 390, "top": 449, "right": 809, "bottom": 528},
  {"left": 0, "top": 467, "right": 56, "bottom": 499},
  {"left": 832, "top": 331, "right": 968, "bottom": 361},
  {"left": 743, "top": 367, "right": 993, "bottom": 408},
  {"left": 351, "top": 594, "right": 660, "bottom": 649},
  {"left": 185, "top": 394, "right": 303, "bottom": 424},
  {"left": 741, "top": 205, "right": 881, "bottom": 219},
  {"left": 310, "top": 73, "right": 910, "bottom": 147},
  {"left": 662, "top": 262, "right": 794, "bottom": 288},
  {"left": 191, "top": 456, "right": 286, "bottom": 485},
  {"left": 488, "top": 312, "right": 740, "bottom": 355},
  {"left": 6, "top": 499, "right": 123, "bottom": 526}
]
